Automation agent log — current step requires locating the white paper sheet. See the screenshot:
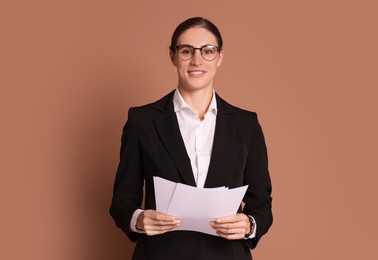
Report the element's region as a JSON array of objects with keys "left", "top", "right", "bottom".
[
  {"left": 153, "top": 176, "right": 248, "bottom": 236},
  {"left": 153, "top": 176, "right": 177, "bottom": 212}
]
